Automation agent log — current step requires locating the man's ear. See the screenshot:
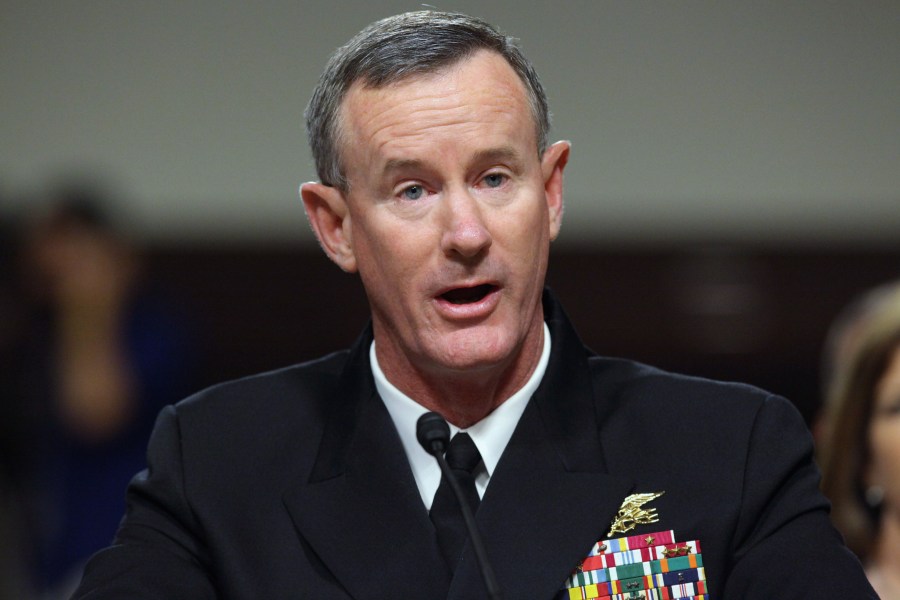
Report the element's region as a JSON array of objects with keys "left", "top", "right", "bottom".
[
  {"left": 541, "top": 141, "right": 570, "bottom": 241},
  {"left": 300, "top": 182, "right": 358, "bottom": 272}
]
